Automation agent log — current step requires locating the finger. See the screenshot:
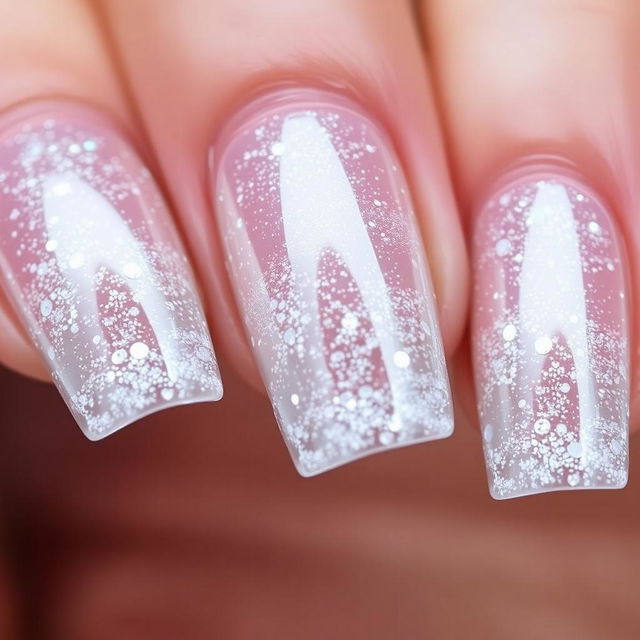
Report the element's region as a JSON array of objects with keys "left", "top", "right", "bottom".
[
  {"left": 101, "top": 0, "right": 468, "bottom": 475},
  {"left": 422, "top": 0, "right": 636, "bottom": 498},
  {"left": 0, "top": 0, "right": 221, "bottom": 437}
]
